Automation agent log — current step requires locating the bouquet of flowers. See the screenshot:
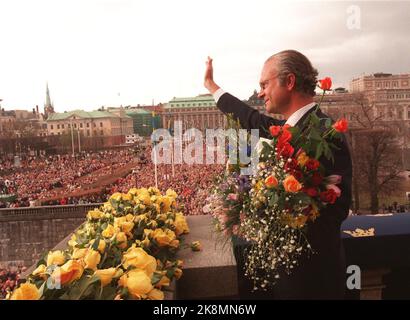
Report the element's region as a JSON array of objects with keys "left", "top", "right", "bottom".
[
  {"left": 7, "top": 187, "right": 190, "bottom": 300},
  {"left": 203, "top": 116, "right": 252, "bottom": 239},
  {"left": 207, "top": 77, "right": 349, "bottom": 290}
]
